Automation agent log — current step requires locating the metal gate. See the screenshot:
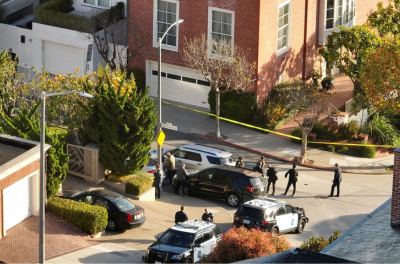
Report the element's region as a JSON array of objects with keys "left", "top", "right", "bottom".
[{"left": 67, "top": 143, "right": 104, "bottom": 183}]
